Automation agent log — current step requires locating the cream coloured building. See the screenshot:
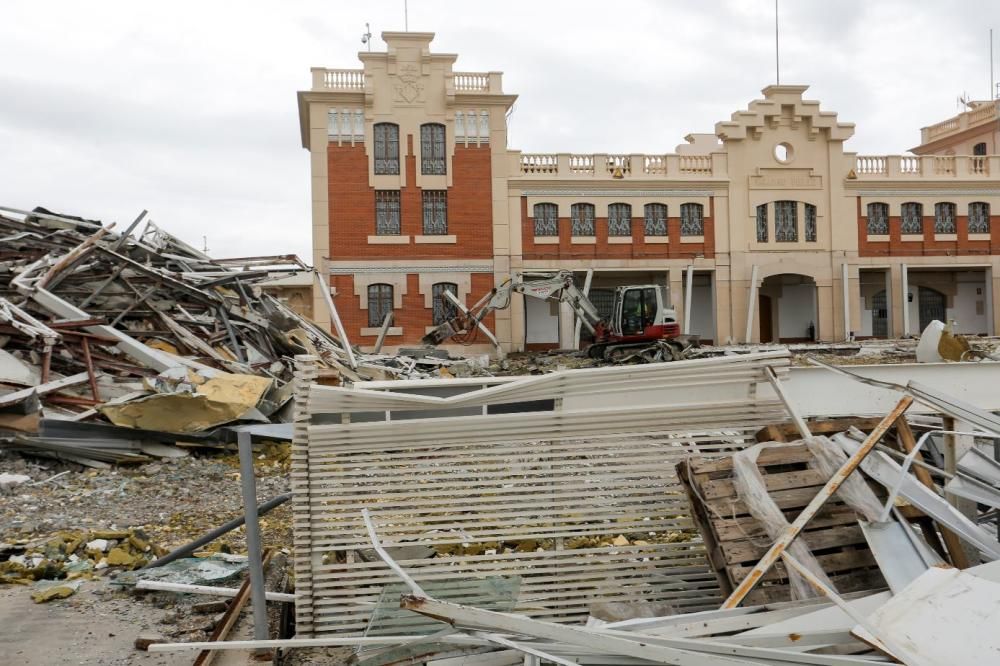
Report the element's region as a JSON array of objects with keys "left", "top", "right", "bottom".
[{"left": 298, "top": 31, "right": 1000, "bottom": 353}]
